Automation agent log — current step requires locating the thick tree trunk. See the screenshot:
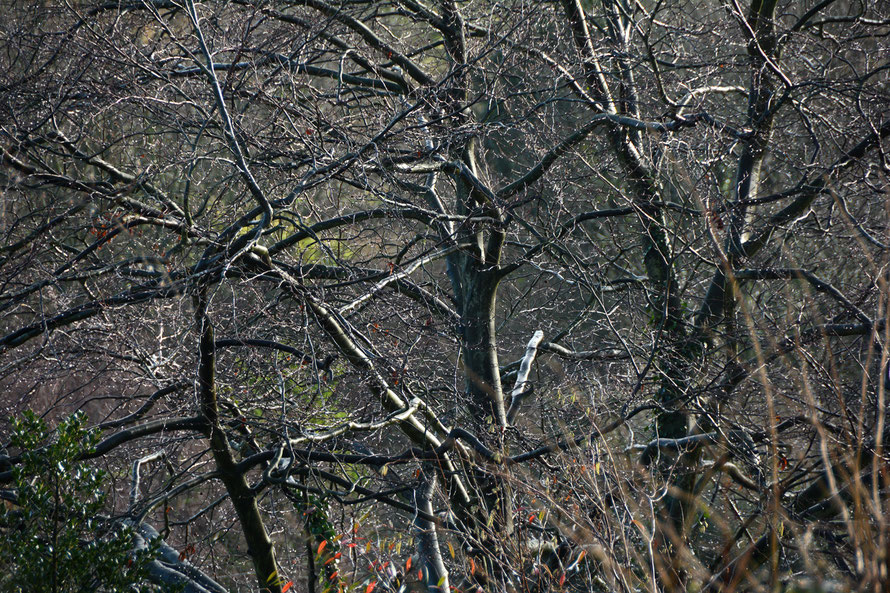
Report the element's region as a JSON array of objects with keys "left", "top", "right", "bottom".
[
  {"left": 447, "top": 165, "right": 516, "bottom": 582},
  {"left": 438, "top": 2, "right": 515, "bottom": 566},
  {"left": 415, "top": 465, "right": 450, "bottom": 593},
  {"left": 458, "top": 266, "right": 506, "bottom": 427},
  {"left": 195, "top": 298, "right": 282, "bottom": 593}
]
